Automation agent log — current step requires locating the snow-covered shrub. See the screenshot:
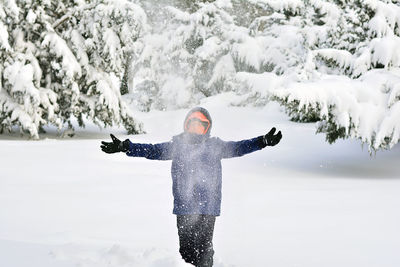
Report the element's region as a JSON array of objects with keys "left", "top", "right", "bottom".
[{"left": 0, "top": 0, "right": 145, "bottom": 138}]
